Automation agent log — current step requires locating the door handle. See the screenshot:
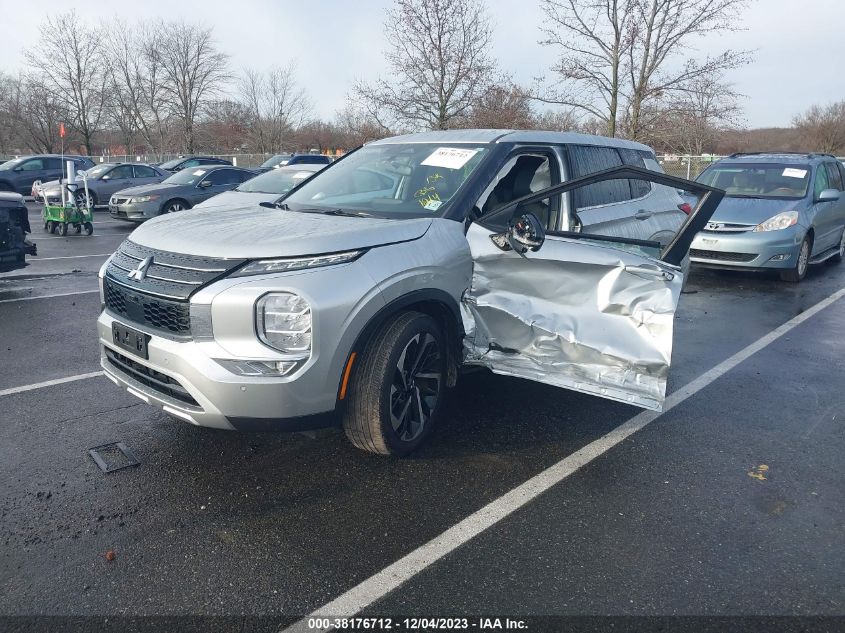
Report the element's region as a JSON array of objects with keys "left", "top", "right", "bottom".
[
  {"left": 625, "top": 265, "right": 675, "bottom": 281},
  {"left": 633, "top": 209, "right": 653, "bottom": 220}
]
